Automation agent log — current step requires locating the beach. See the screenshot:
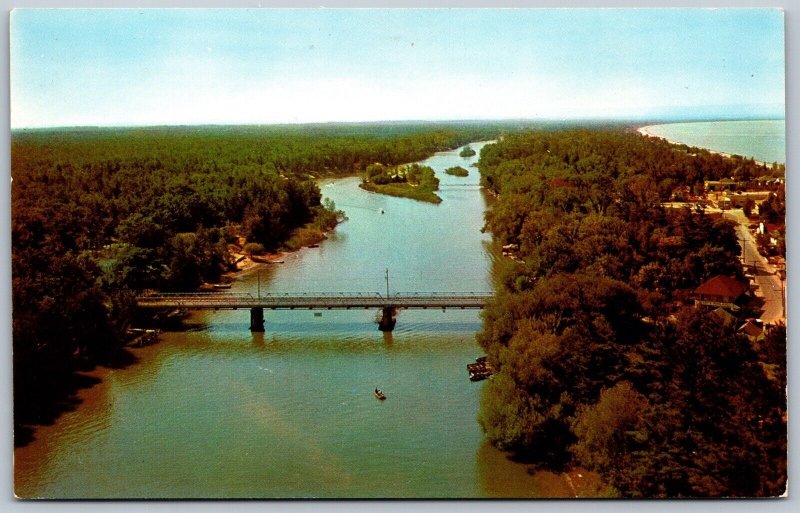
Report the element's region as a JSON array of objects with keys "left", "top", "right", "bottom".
[{"left": 637, "top": 122, "right": 784, "bottom": 167}]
